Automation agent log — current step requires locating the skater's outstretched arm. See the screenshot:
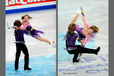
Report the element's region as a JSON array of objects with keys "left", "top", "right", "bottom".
[
  {"left": 13, "top": 25, "right": 29, "bottom": 35},
  {"left": 13, "top": 26, "right": 18, "bottom": 30},
  {"left": 71, "top": 13, "right": 79, "bottom": 24},
  {"left": 81, "top": 8, "right": 89, "bottom": 28},
  {"left": 81, "top": 13, "right": 87, "bottom": 25}
]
